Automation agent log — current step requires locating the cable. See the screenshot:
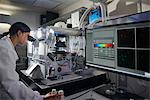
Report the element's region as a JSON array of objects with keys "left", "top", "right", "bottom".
[
  {"left": 70, "top": 90, "right": 91, "bottom": 100},
  {"left": 70, "top": 84, "right": 106, "bottom": 100}
]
